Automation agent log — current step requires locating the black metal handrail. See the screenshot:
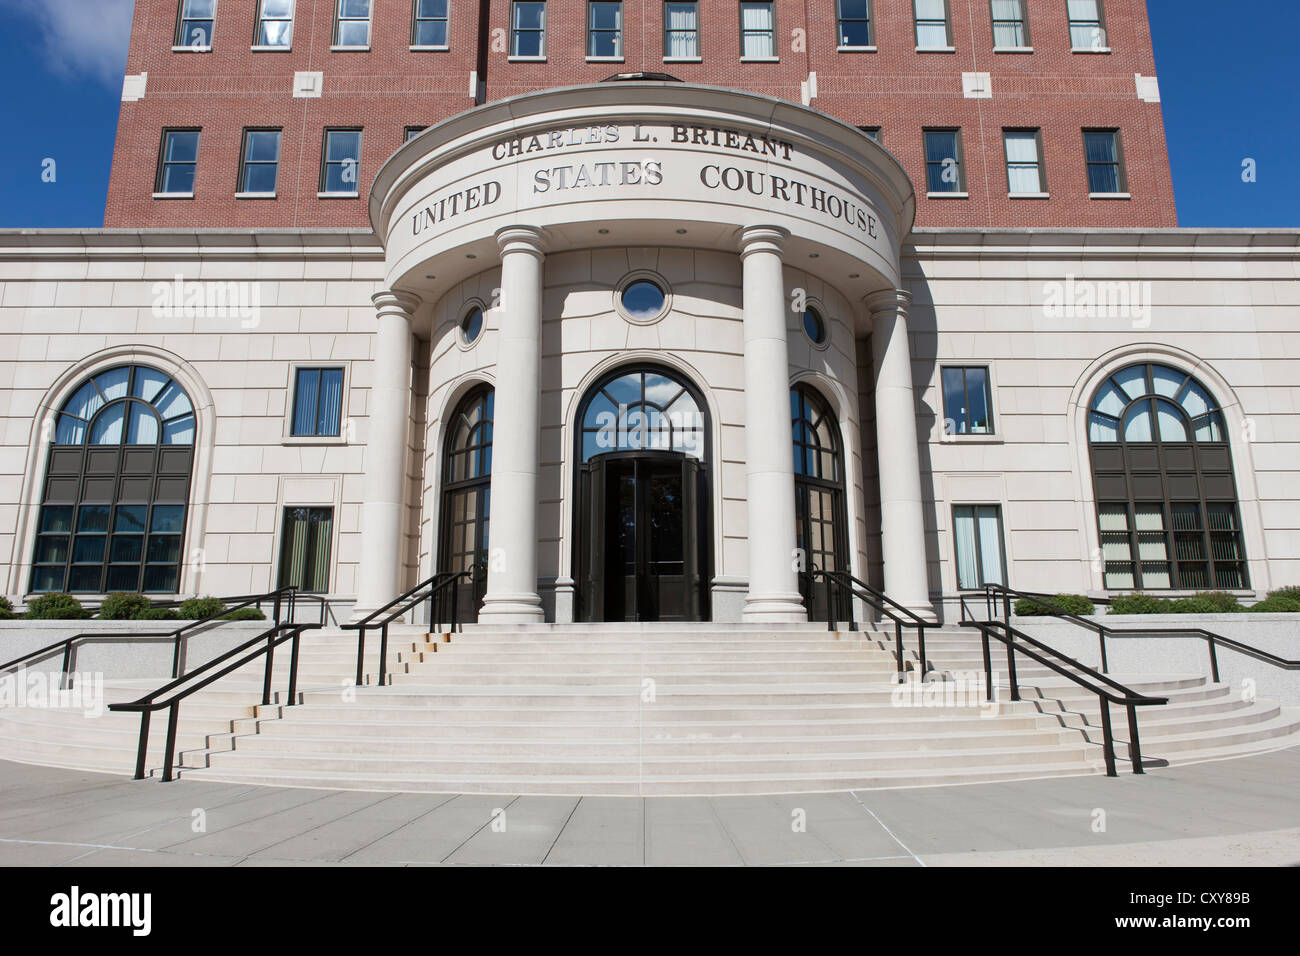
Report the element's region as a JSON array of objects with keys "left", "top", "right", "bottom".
[
  {"left": 958, "top": 594, "right": 1167, "bottom": 776},
  {"left": 808, "top": 568, "right": 931, "bottom": 681},
  {"left": 108, "top": 621, "right": 321, "bottom": 782},
  {"left": 0, "top": 586, "right": 299, "bottom": 690},
  {"left": 982, "top": 583, "right": 1300, "bottom": 682},
  {"left": 341, "top": 569, "right": 476, "bottom": 686}
]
